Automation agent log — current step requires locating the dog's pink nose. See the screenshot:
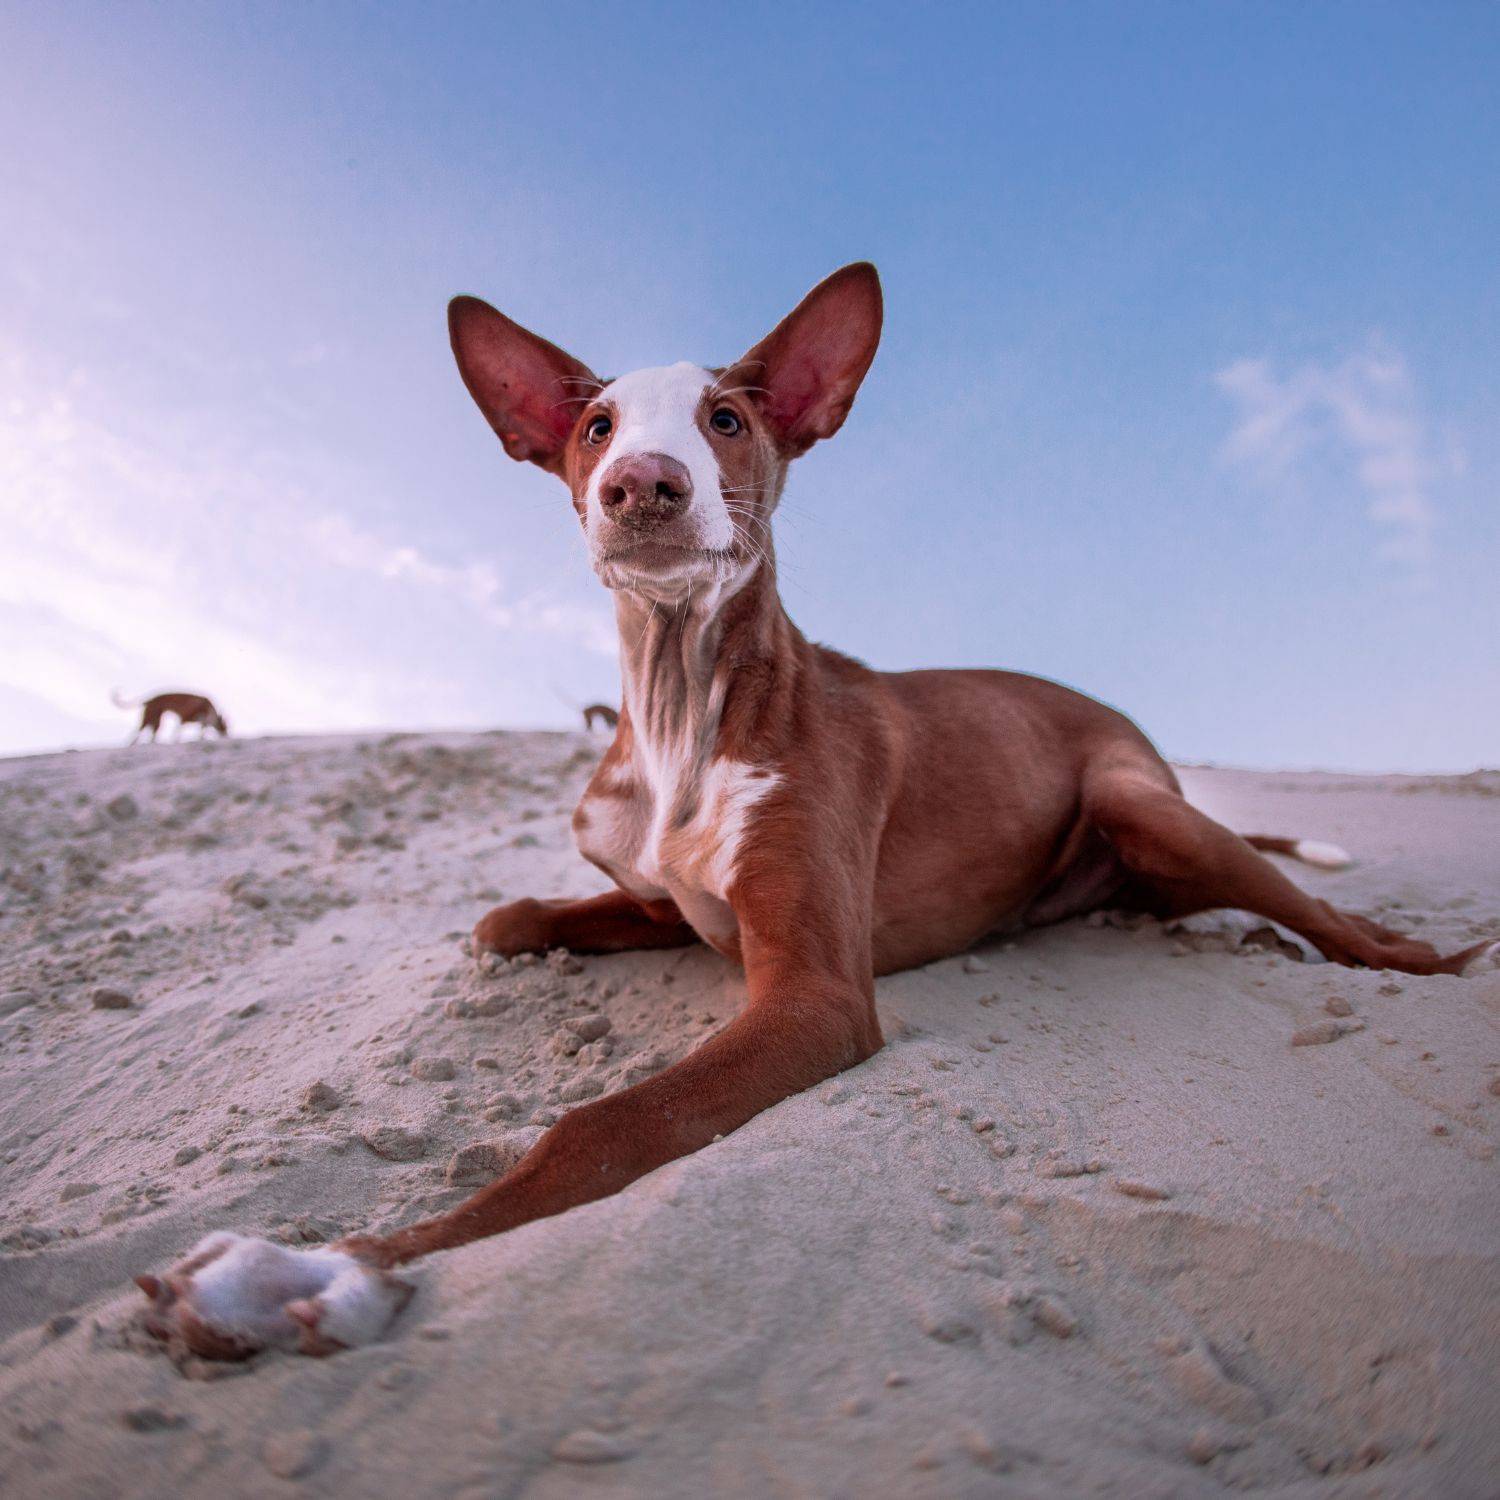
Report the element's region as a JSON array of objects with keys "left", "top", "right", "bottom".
[{"left": 598, "top": 453, "right": 692, "bottom": 530}]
